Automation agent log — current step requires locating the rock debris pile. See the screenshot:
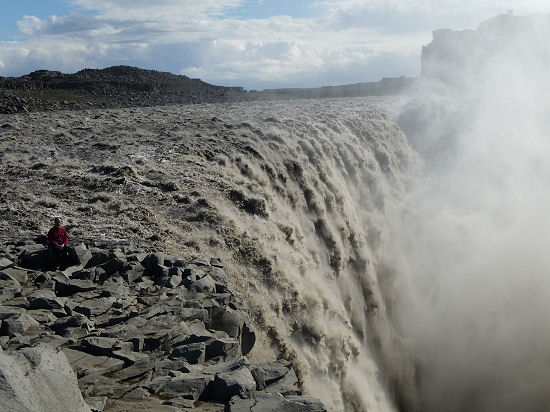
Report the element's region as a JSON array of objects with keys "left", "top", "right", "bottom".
[{"left": 0, "top": 239, "right": 327, "bottom": 412}]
